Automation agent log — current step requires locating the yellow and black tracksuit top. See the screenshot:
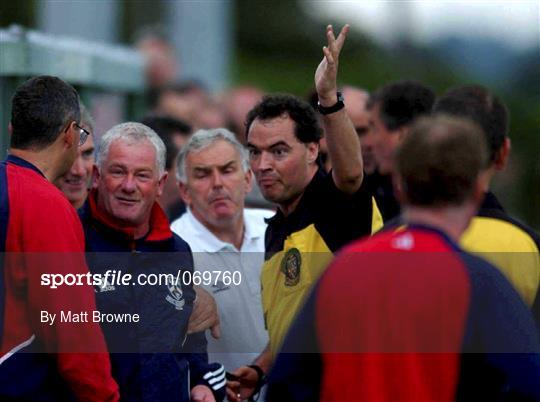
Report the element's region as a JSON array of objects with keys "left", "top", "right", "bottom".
[
  {"left": 381, "top": 191, "right": 540, "bottom": 320},
  {"left": 460, "top": 191, "right": 540, "bottom": 315},
  {"left": 261, "top": 168, "right": 382, "bottom": 356}
]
